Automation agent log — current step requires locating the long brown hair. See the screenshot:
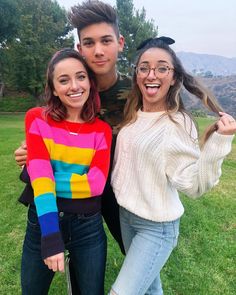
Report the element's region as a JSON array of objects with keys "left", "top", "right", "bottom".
[
  {"left": 122, "top": 38, "right": 223, "bottom": 144},
  {"left": 44, "top": 48, "right": 100, "bottom": 122}
]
